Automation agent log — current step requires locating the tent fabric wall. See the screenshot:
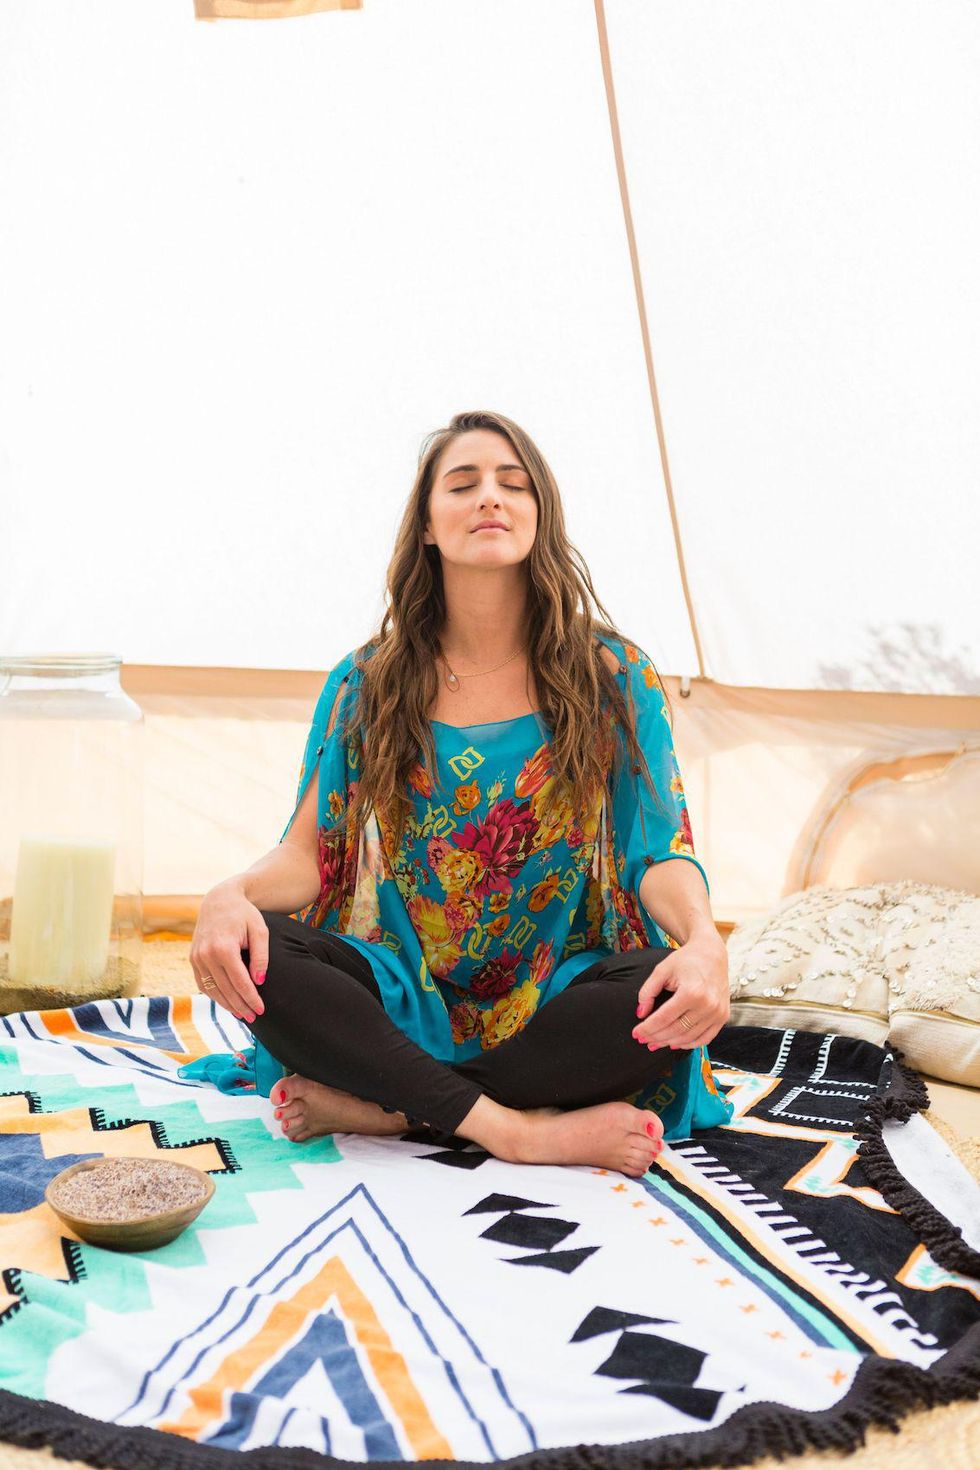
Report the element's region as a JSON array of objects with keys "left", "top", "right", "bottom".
[
  {"left": 791, "top": 748, "right": 980, "bottom": 892},
  {"left": 673, "top": 683, "right": 980, "bottom": 917},
  {"left": 2, "top": 0, "right": 977, "bottom": 693},
  {"left": 3, "top": 1, "right": 977, "bottom": 916}
]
